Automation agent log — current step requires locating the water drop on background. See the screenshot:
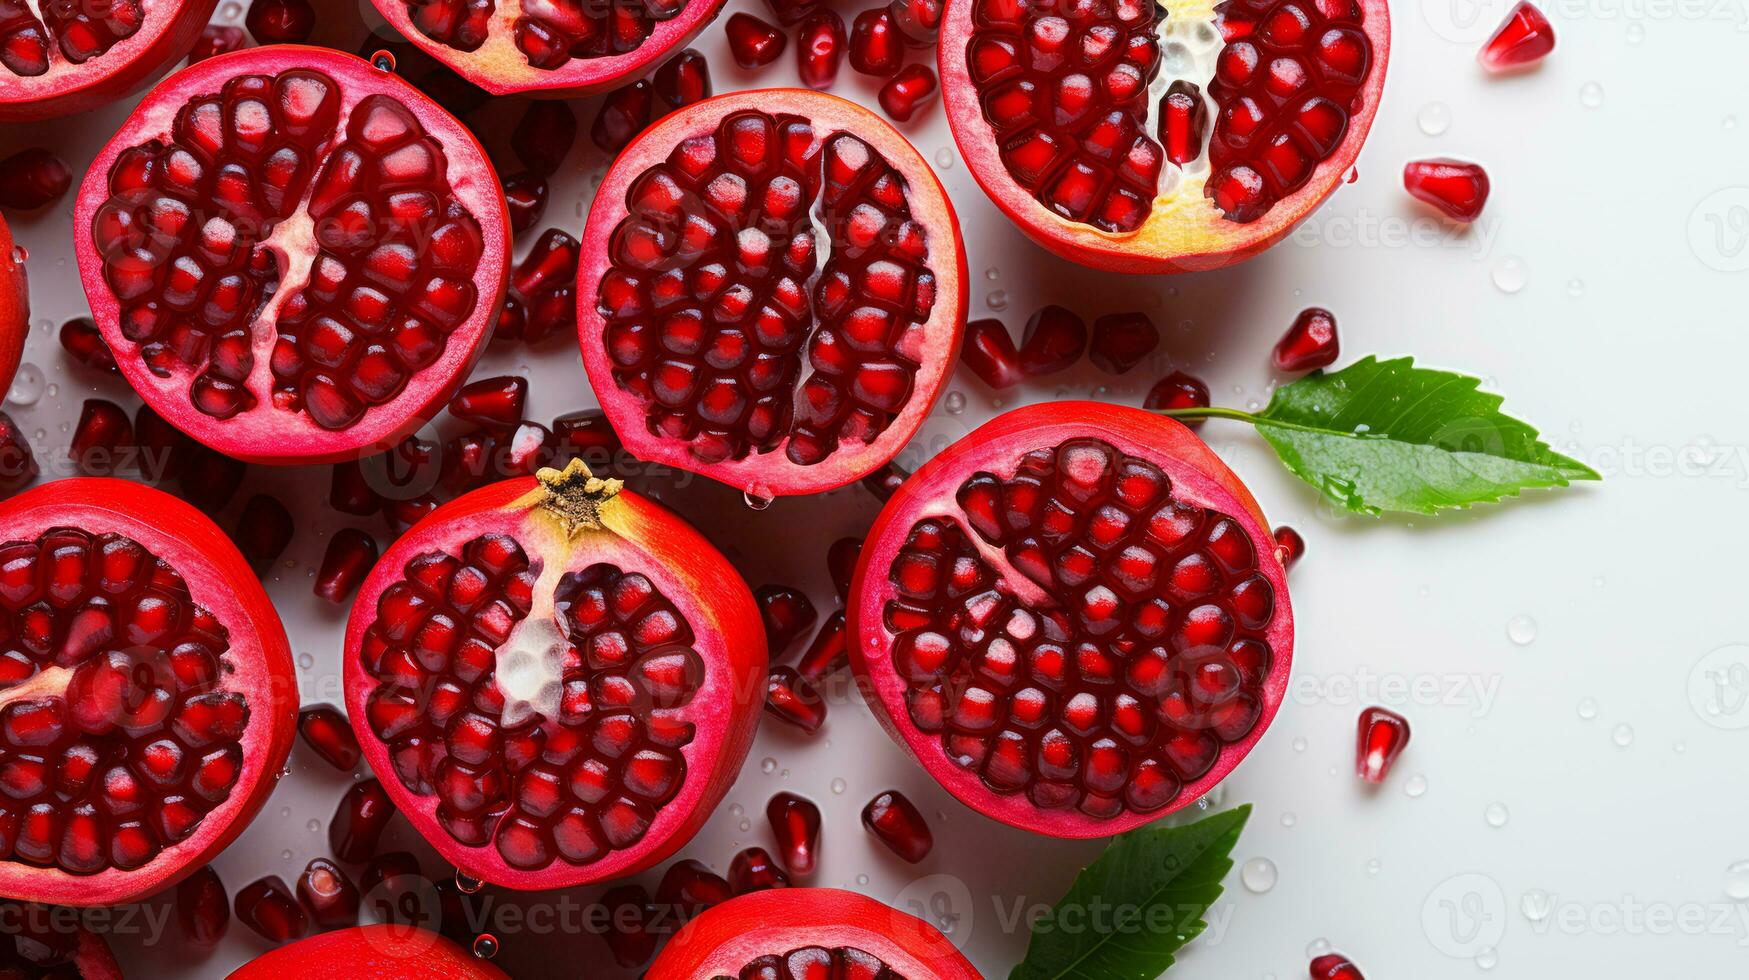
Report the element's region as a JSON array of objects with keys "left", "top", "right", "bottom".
[
  {"left": 1365, "top": 859, "right": 1381, "bottom": 876},
  {"left": 472, "top": 934, "right": 499, "bottom": 959},
  {"left": 1579, "top": 82, "right": 1604, "bottom": 108},
  {"left": 1625, "top": 21, "right": 1644, "bottom": 42},
  {"left": 1292, "top": 737, "right": 1307, "bottom": 752},
  {"left": 856, "top": 873, "right": 870, "bottom": 885},
  {"left": 1612, "top": 723, "right": 1634, "bottom": 747},
  {"left": 986, "top": 290, "right": 1008, "bottom": 311},
  {"left": 1476, "top": 947, "right": 1499, "bottom": 970},
  {"left": 944, "top": 391, "right": 965, "bottom": 414},
  {"left": 1484, "top": 803, "right": 1510, "bottom": 828},
  {"left": 760, "top": 757, "right": 777, "bottom": 774},
  {"left": 1404, "top": 773, "right": 1428, "bottom": 798},
  {"left": 1521, "top": 889, "right": 1553, "bottom": 921},
  {"left": 1240, "top": 857, "right": 1278, "bottom": 893},
  {"left": 1281, "top": 812, "right": 1297, "bottom": 828},
  {"left": 743, "top": 490, "right": 772, "bottom": 511},
  {"left": 1506, "top": 615, "right": 1537, "bottom": 645},
  {"left": 830, "top": 778, "right": 847, "bottom": 794},
  {"left": 1417, "top": 102, "right": 1451, "bottom": 136},
  {"left": 1305, "top": 938, "right": 1331, "bottom": 959},
  {"left": 934, "top": 147, "right": 954, "bottom": 170},
  {"left": 1577, "top": 697, "right": 1598, "bottom": 720},
  {"left": 1724, "top": 861, "right": 1749, "bottom": 900},
  {"left": 1567, "top": 279, "right": 1584, "bottom": 297},
  {"left": 7, "top": 362, "right": 43, "bottom": 406},
  {"left": 1492, "top": 256, "right": 1529, "bottom": 293}
]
